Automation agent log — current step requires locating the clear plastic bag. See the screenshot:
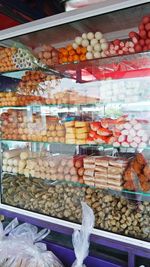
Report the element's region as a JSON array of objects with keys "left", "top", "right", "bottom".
[
  {"left": 0, "top": 222, "right": 64, "bottom": 267},
  {"left": 72, "top": 202, "right": 95, "bottom": 267},
  {"left": 0, "top": 218, "right": 19, "bottom": 265}
]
